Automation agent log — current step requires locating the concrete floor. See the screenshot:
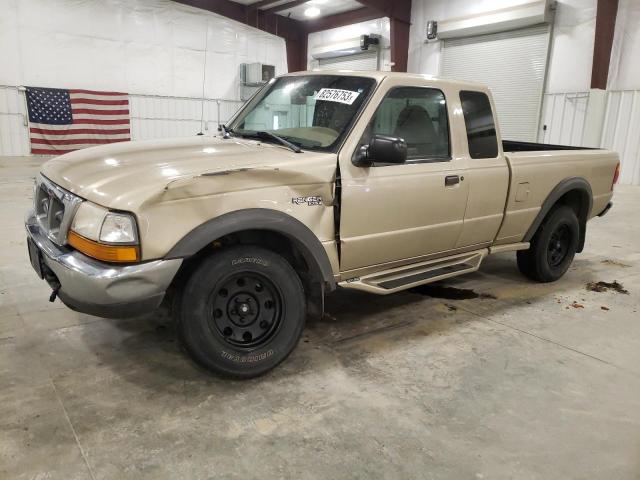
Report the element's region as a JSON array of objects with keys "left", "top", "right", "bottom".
[{"left": 1, "top": 155, "right": 639, "bottom": 480}]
